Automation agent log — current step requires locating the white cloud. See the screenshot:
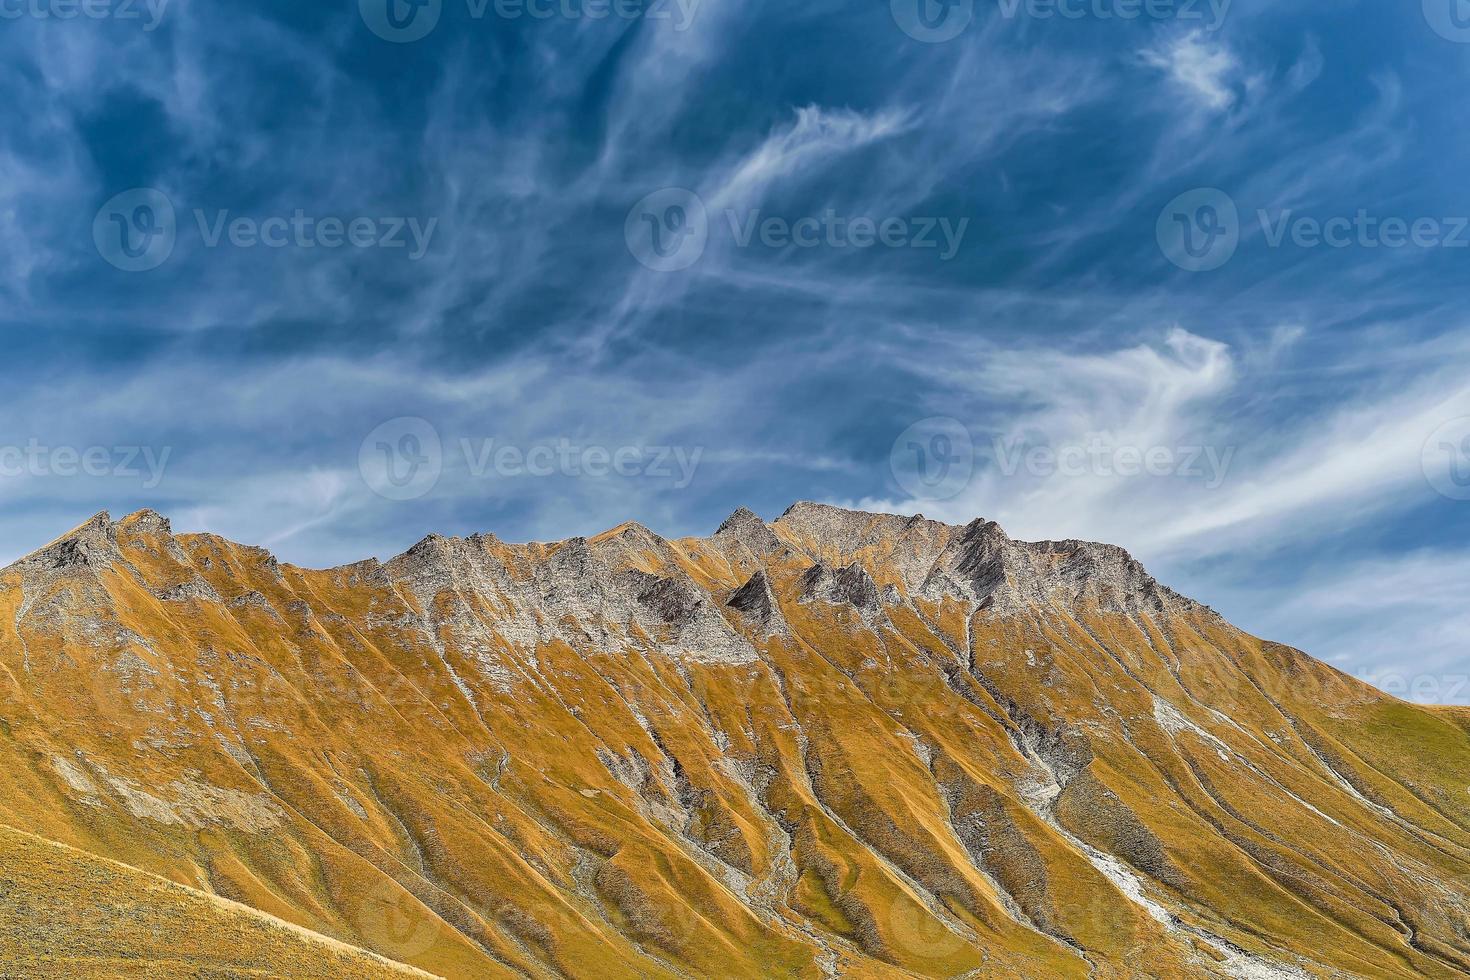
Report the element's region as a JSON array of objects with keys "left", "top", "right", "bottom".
[
  {"left": 707, "top": 105, "right": 912, "bottom": 210},
  {"left": 865, "top": 328, "right": 1470, "bottom": 565},
  {"left": 1286, "top": 35, "right": 1324, "bottom": 93},
  {"left": 1140, "top": 31, "right": 1244, "bottom": 112}
]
